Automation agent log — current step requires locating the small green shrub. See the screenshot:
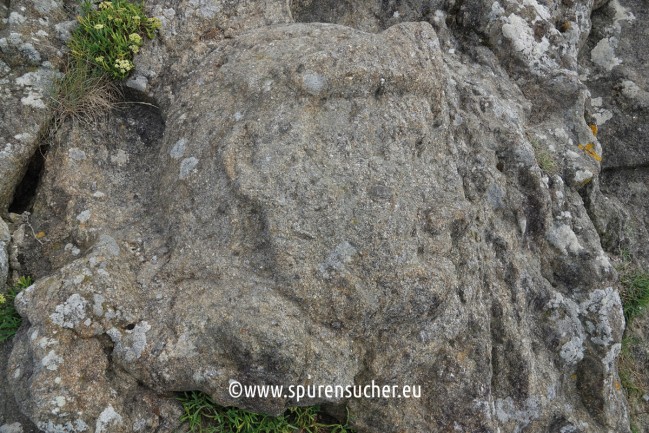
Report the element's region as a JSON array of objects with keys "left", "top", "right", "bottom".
[
  {"left": 68, "top": 0, "right": 161, "bottom": 79},
  {"left": 178, "top": 391, "right": 354, "bottom": 433},
  {"left": 0, "top": 276, "right": 33, "bottom": 342}
]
